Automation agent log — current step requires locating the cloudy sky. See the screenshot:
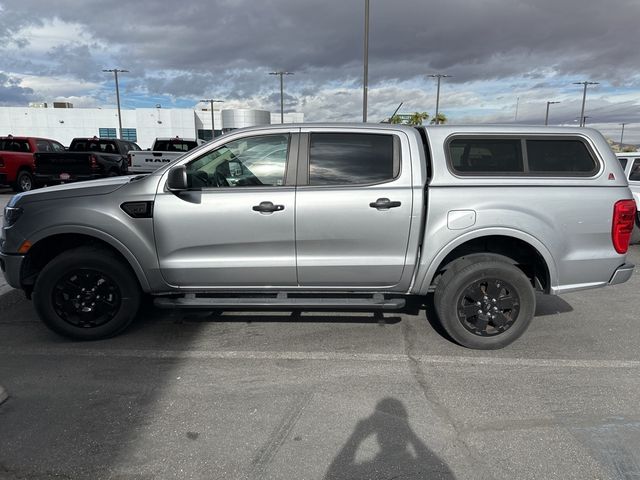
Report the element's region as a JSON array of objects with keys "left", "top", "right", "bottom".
[{"left": 1, "top": 0, "right": 640, "bottom": 142}]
